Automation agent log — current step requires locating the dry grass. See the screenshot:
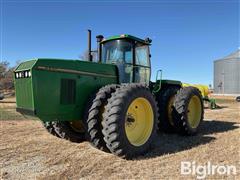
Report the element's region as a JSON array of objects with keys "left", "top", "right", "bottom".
[{"left": 0, "top": 98, "right": 239, "bottom": 179}]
